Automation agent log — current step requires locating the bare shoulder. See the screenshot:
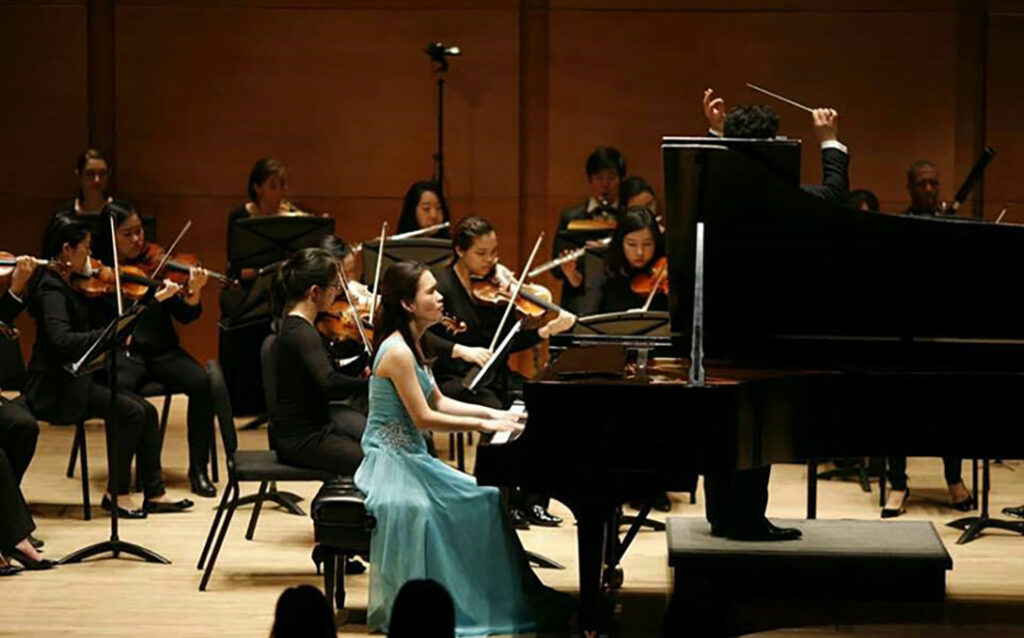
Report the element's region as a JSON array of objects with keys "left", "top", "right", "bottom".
[{"left": 375, "top": 336, "right": 415, "bottom": 378}]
